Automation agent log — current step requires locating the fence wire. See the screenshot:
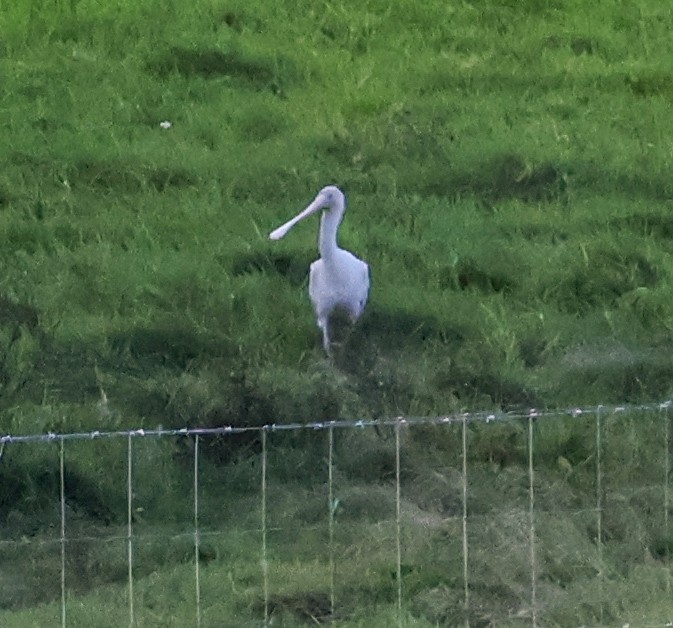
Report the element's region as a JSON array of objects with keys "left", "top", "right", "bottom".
[
  {"left": 1, "top": 401, "right": 671, "bottom": 446},
  {"left": 1, "top": 400, "right": 673, "bottom": 627}
]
